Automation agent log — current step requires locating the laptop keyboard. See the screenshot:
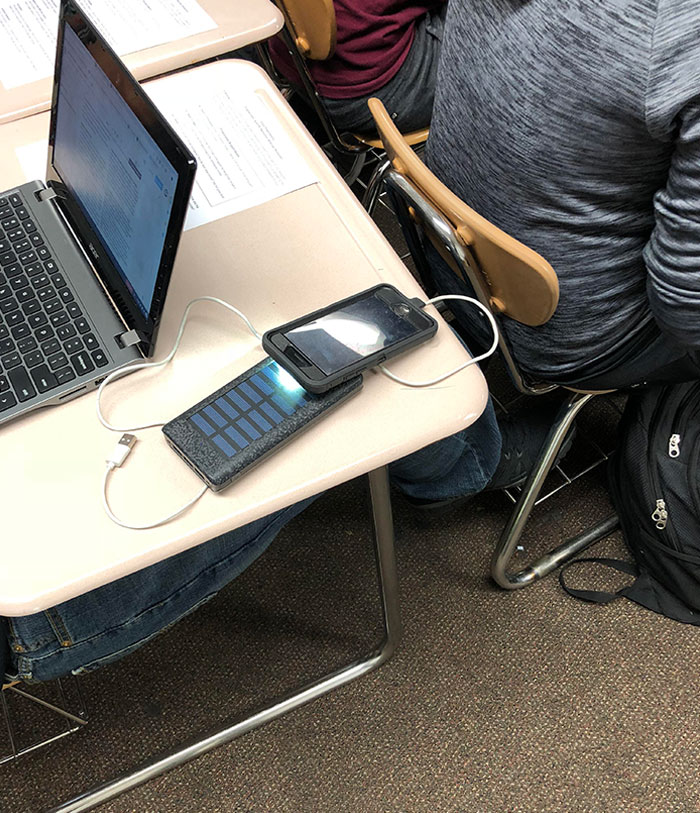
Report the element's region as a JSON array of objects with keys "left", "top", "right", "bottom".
[{"left": 0, "top": 190, "right": 109, "bottom": 414}]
